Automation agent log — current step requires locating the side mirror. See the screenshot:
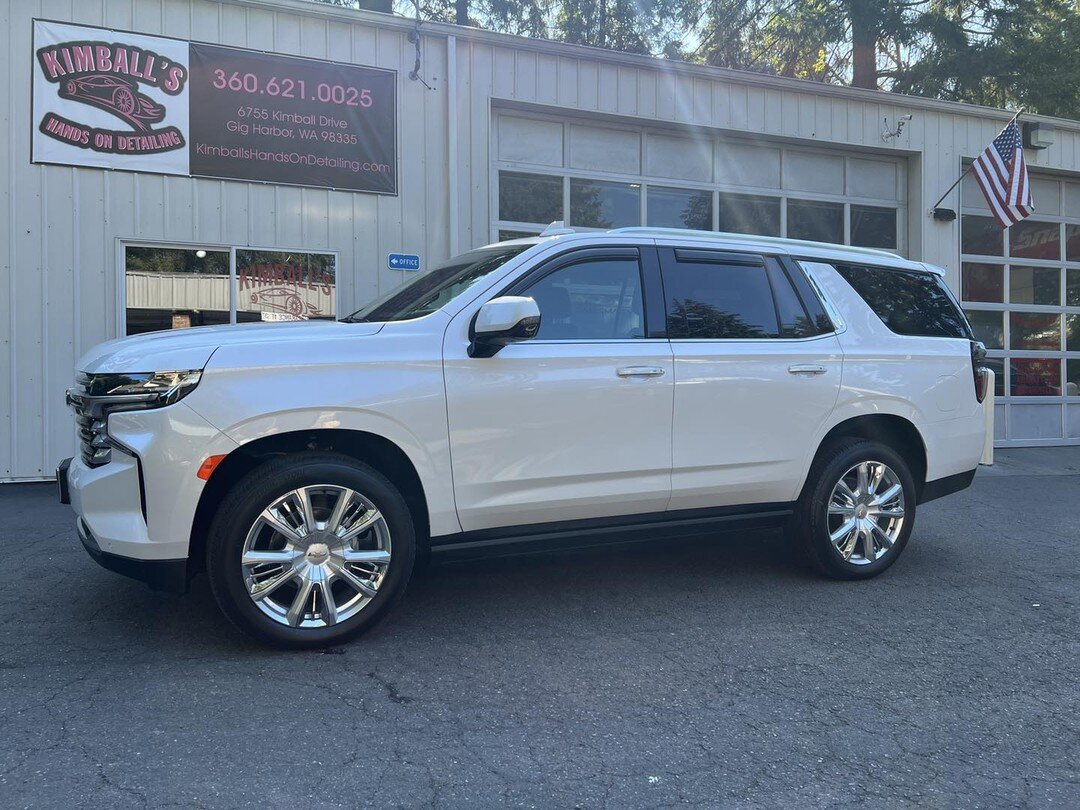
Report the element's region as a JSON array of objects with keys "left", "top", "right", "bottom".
[{"left": 468, "top": 296, "right": 541, "bottom": 358}]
